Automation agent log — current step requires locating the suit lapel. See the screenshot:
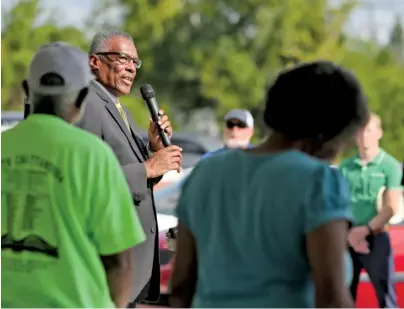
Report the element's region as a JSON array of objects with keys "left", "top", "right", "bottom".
[
  {"left": 90, "top": 81, "right": 145, "bottom": 162},
  {"left": 123, "top": 105, "right": 150, "bottom": 160}
]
